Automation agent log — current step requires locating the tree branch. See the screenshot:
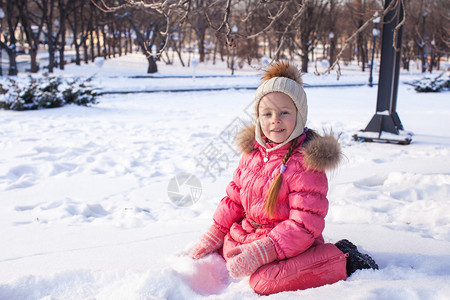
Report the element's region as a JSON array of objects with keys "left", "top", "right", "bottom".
[{"left": 315, "top": 0, "right": 403, "bottom": 77}]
